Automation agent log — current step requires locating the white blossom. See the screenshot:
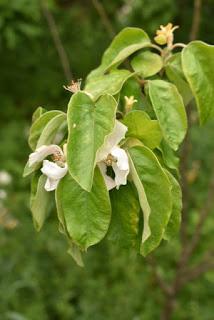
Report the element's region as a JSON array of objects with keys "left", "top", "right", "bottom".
[
  {"left": 96, "top": 121, "right": 129, "bottom": 191},
  {"left": 29, "top": 144, "right": 67, "bottom": 192}
]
